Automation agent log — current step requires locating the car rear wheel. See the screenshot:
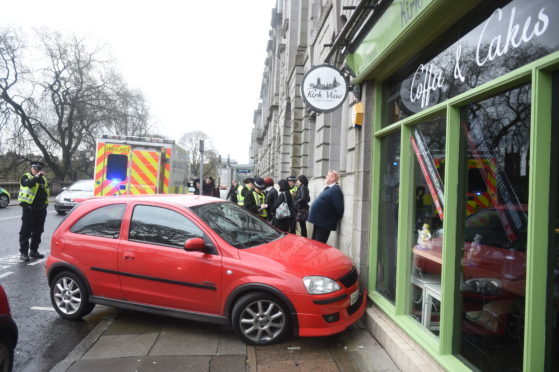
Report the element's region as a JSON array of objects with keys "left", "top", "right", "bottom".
[
  {"left": 232, "top": 292, "right": 290, "bottom": 345},
  {"left": 0, "top": 195, "right": 8, "bottom": 209},
  {"left": 0, "top": 335, "right": 13, "bottom": 372},
  {"left": 50, "top": 271, "right": 95, "bottom": 320}
]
